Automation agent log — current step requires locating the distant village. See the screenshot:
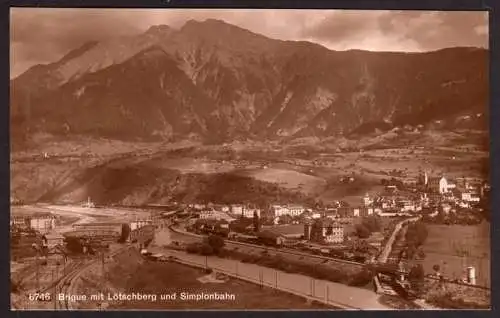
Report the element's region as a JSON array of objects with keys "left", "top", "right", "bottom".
[{"left": 184, "top": 171, "right": 490, "bottom": 250}]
